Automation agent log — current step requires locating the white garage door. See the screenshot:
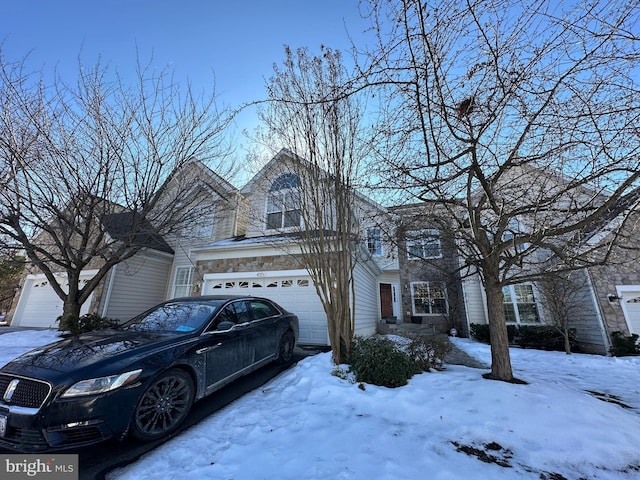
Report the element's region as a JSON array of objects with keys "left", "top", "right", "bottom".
[
  {"left": 620, "top": 291, "right": 640, "bottom": 336},
  {"left": 202, "top": 271, "right": 328, "bottom": 345},
  {"left": 13, "top": 275, "right": 93, "bottom": 328}
]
